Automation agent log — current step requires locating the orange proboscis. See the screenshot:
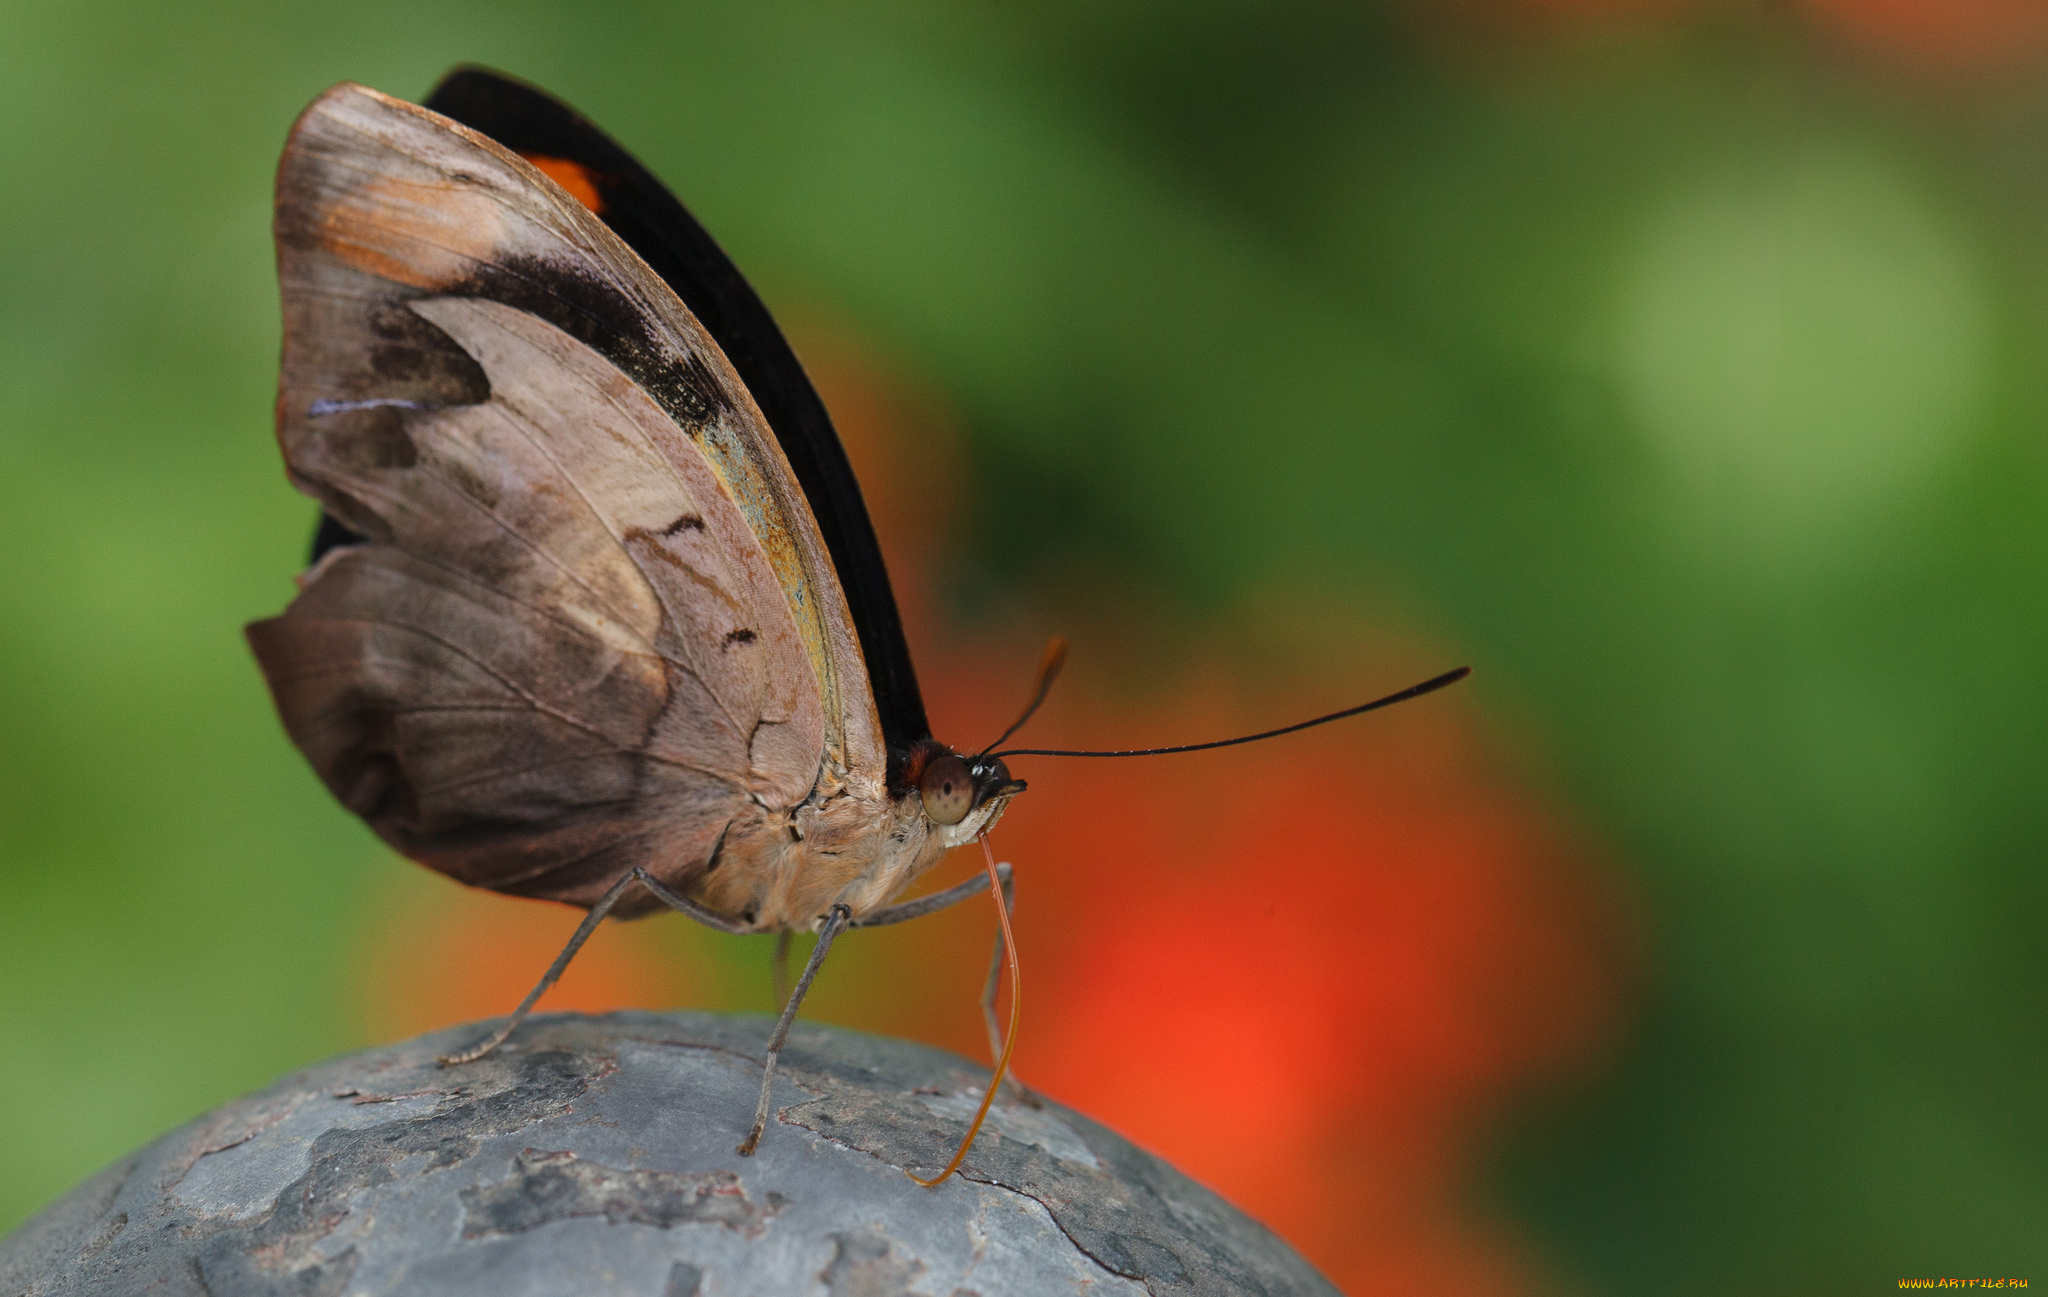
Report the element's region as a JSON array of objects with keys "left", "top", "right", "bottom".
[{"left": 910, "top": 835, "right": 1020, "bottom": 1187}]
